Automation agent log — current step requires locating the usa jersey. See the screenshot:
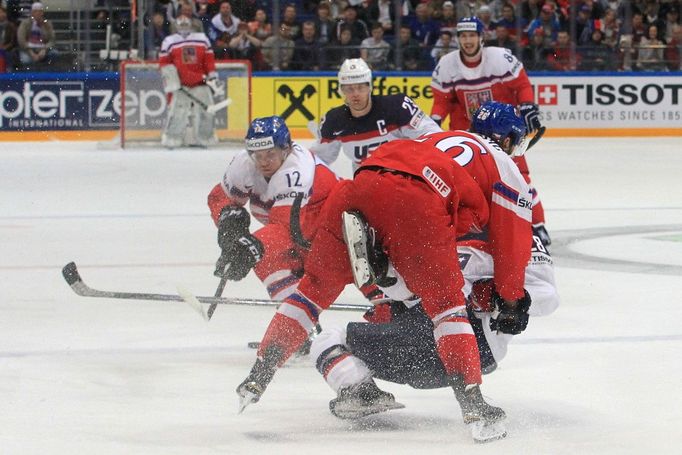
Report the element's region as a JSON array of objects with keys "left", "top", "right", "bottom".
[
  {"left": 159, "top": 32, "right": 216, "bottom": 87},
  {"left": 430, "top": 47, "right": 534, "bottom": 131},
  {"left": 418, "top": 130, "right": 532, "bottom": 301},
  {"left": 310, "top": 94, "right": 442, "bottom": 170},
  {"left": 208, "top": 143, "right": 340, "bottom": 240}
]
